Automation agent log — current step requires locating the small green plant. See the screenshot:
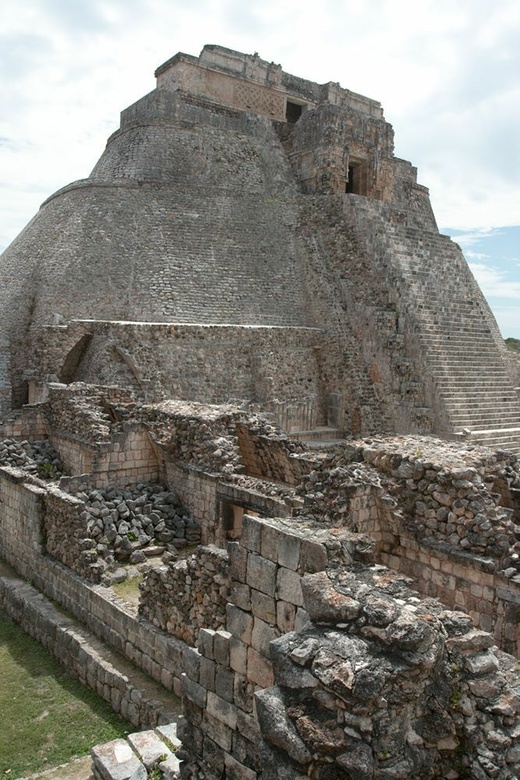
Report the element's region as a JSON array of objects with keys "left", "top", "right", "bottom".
[
  {"left": 37, "top": 461, "right": 54, "bottom": 478},
  {"left": 450, "top": 689, "right": 461, "bottom": 709},
  {"left": 127, "top": 532, "right": 138, "bottom": 542},
  {"left": 148, "top": 764, "right": 164, "bottom": 780}
]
